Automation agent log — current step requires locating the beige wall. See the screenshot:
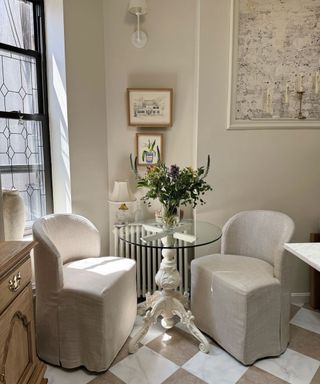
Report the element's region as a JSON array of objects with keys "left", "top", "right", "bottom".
[
  {"left": 59, "top": 0, "right": 320, "bottom": 292},
  {"left": 103, "top": 0, "right": 198, "bottom": 188},
  {"left": 196, "top": 0, "right": 320, "bottom": 293},
  {"left": 63, "top": 0, "right": 109, "bottom": 253}
]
